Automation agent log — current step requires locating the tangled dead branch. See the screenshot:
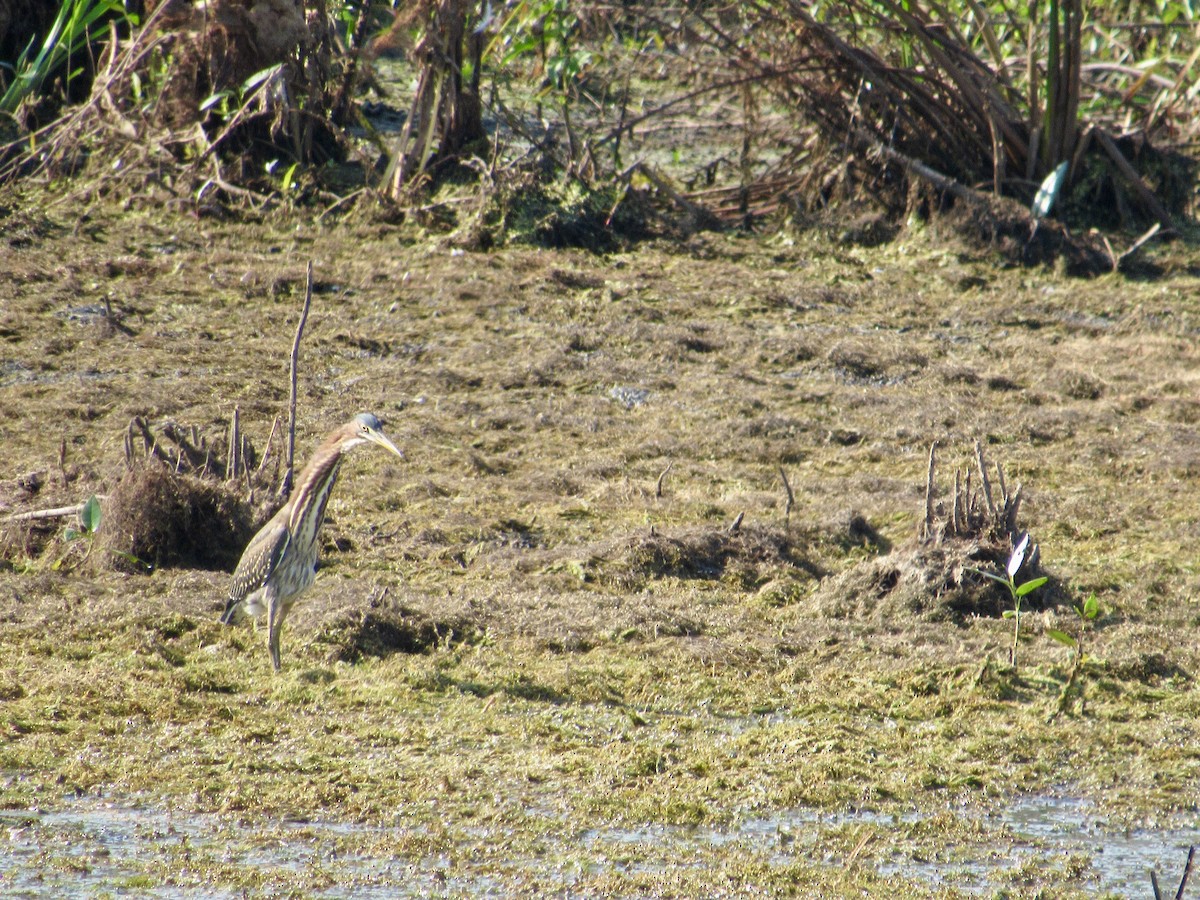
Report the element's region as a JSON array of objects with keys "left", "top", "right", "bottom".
[{"left": 667, "top": 0, "right": 1193, "bottom": 249}]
